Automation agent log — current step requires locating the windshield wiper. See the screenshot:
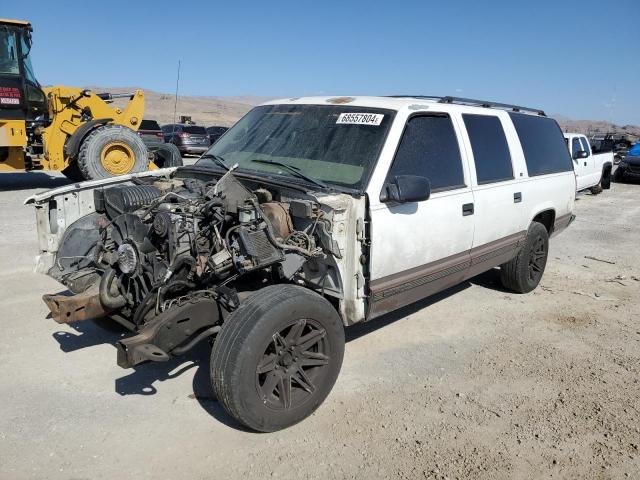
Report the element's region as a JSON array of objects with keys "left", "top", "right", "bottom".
[
  {"left": 250, "top": 159, "right": 329, "bottom": 190},
  {"left": 199, "top": 153, "right": 231, "bottom": 171}
]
